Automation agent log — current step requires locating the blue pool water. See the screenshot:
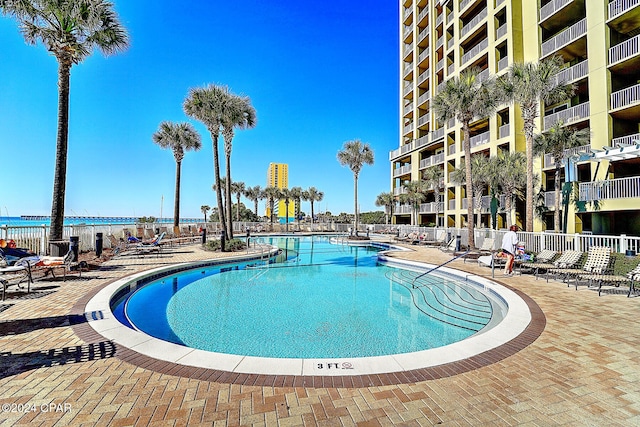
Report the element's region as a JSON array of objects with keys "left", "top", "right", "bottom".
[{"left": 117, "top": 236, "right": 497, "bottom": 358}]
